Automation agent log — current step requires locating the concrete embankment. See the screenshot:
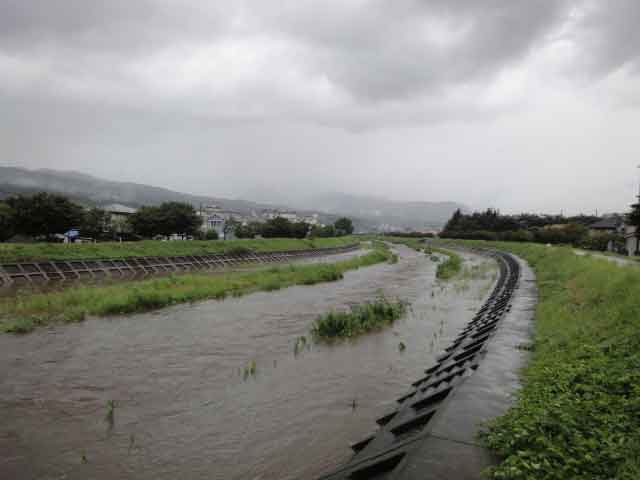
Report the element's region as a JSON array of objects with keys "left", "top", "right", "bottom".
[
  {"left": 319, "top": 249, "right": 537, "bottom": 480},
  {"left": 0, "top": 243, "right": 359, "bottom": 291}
]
